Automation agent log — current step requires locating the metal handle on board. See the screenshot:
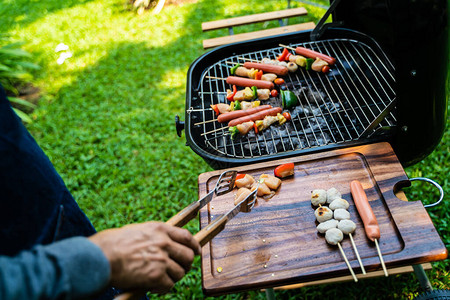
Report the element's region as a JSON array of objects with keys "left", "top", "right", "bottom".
[{"left": 409, "top": 177, "right": 444, "bottom": 208}]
